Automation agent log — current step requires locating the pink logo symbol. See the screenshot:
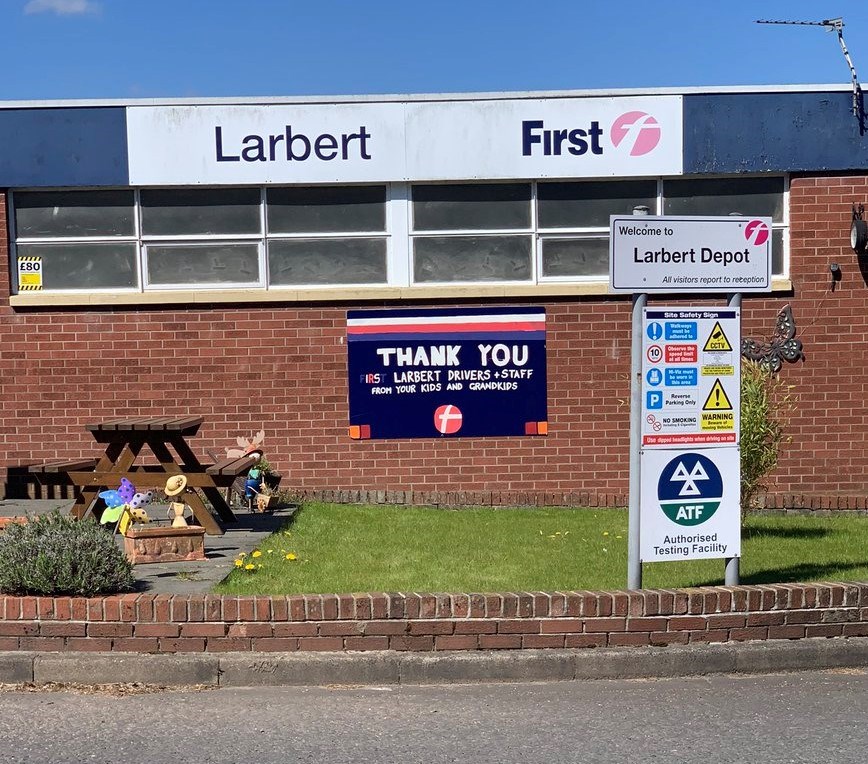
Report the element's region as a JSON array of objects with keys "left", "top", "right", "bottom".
[
  {"left": 744, "top": 219, "right": 770, "bottom": 246},
  {"left": 610, "top": 112, "right": 662, "bottom": 156},
  {"left": 434, "top": 404, "right": 463, "bottom": 435}
]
